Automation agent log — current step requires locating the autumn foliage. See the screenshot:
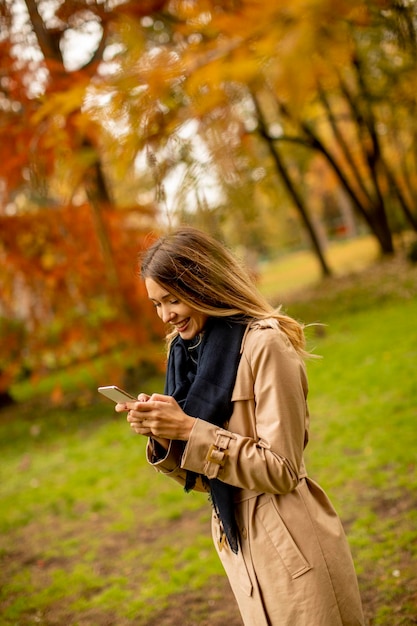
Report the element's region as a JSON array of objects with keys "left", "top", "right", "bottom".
[
  {"left": 1, "top": 0, "right": 417, "bottom": 398},
  {"left": 0, "top": 1, "right": 170, "bottom": 398},
  {"left": 0, "top": 203, "right": 161, "bottom": 391}
]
